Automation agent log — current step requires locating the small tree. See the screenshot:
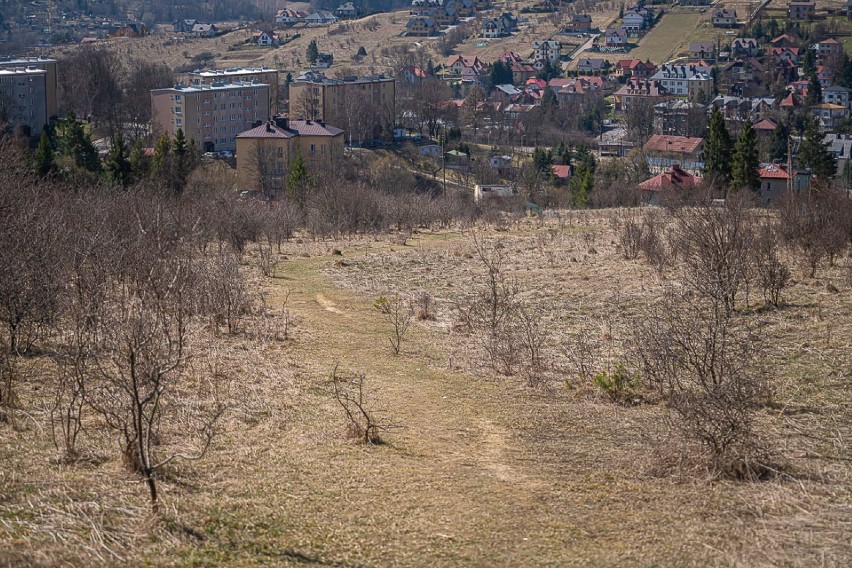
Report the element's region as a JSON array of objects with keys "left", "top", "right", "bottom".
[
  {"left": 287, "top": 149, "right": 310, "bottom": 203},
  {"left": 34, "top": 130, "right": 54, "bottom": 177},
  {"left": 104, "top": 130, "right": 132, "bottom": 186},
  {"left": 331, "top": 365, "right": 395, "bottom": 444},
  {"left": 306, "top": 39, "right": 319, "bottom": 65},
  {"left": 374, "top": 295, "right": 413, "bottom": 355}
]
